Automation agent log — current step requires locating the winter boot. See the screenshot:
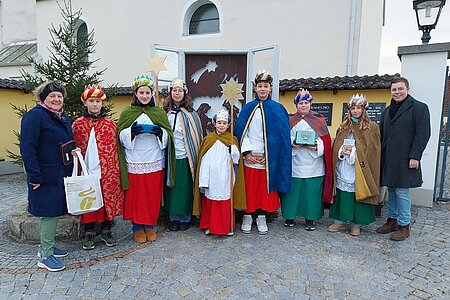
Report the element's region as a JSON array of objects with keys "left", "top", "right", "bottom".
[
  {"left": 376, "top": 218, "right": 398, "bottom": 234},
  {"left": 390, "top": 224, "right": 410, "bottom": 241}
]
